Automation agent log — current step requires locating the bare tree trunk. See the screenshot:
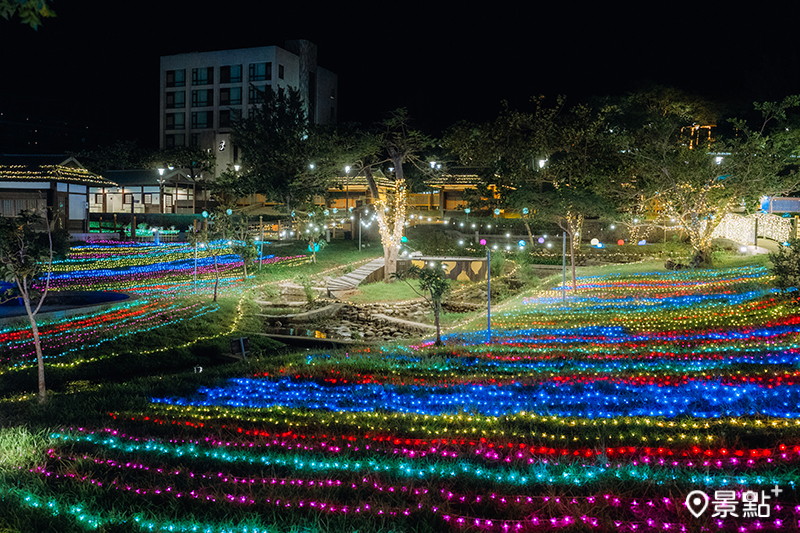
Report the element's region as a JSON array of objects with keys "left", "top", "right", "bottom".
[
  {"left": 21, "top": 294, "right": 46, "bottom": 403},
  {"left": 523, "top": 219, "right": 535, "bottom": 247},
  {"left": 433, "top": 298, "right": 442, "bottom": 347}
]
